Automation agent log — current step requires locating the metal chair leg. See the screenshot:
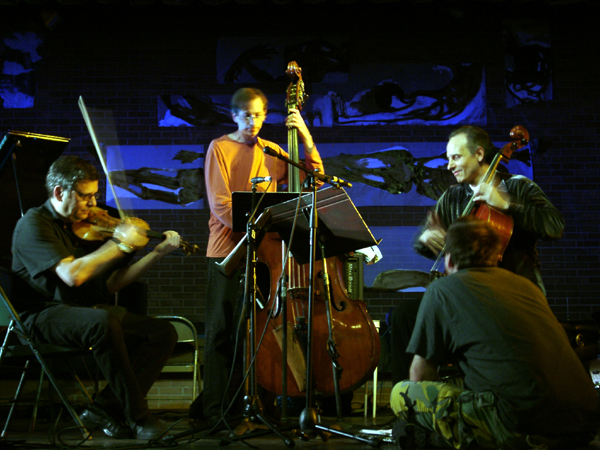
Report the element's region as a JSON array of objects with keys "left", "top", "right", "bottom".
[
  {"left": 1, "top": 360, "right": 30, "bottom": 438},
  {"left": 30, "top": 367, "right": 45, "bottom": 431}
]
